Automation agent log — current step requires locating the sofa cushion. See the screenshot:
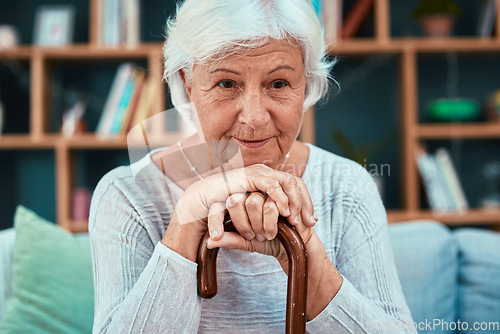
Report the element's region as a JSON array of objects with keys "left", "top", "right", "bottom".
[
  {"left": 0, "top": 206, "right": 94, "bottom": 334},
  {"left": 455, "top": 228, "right": 500, "bottom": 334},
  {"left": 389, "top": 221, "right": 458, "bottom": 334},
  {"left": 0, "top": 228, "right": 15, "bottom": 321}
]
